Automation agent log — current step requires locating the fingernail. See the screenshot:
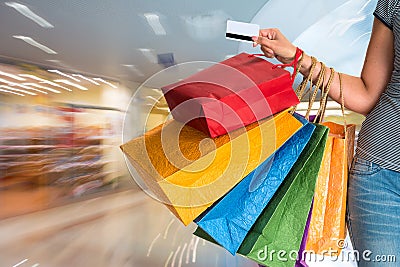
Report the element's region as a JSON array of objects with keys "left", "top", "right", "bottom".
[{"left": 252, "top": 36, "right": 258, "bottom": 41}]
